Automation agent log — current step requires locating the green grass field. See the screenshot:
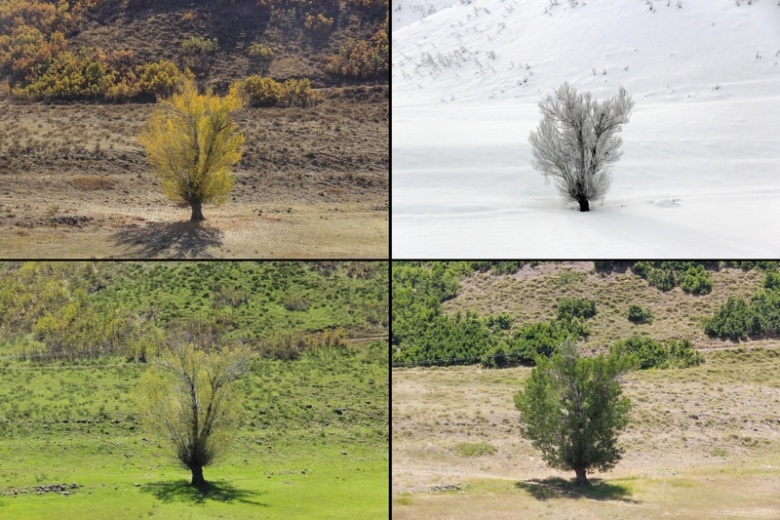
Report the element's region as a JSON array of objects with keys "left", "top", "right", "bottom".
[{"left": 0, "top": 346, "right": 388, "bottom": 519}]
